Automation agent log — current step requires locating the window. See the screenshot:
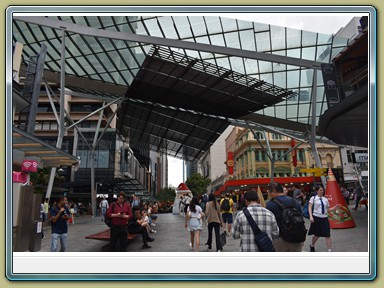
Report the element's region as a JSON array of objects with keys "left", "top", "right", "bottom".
[{"left": 346, "top": 150, "right": 353, "bottom": 163}]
